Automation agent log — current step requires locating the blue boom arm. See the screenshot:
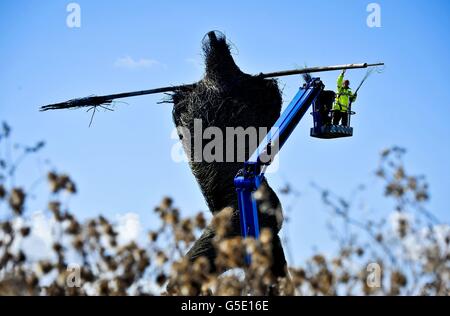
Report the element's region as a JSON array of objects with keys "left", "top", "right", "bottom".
[{"left": 234, "top": 78, "right": 324, "bottom": 241}]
